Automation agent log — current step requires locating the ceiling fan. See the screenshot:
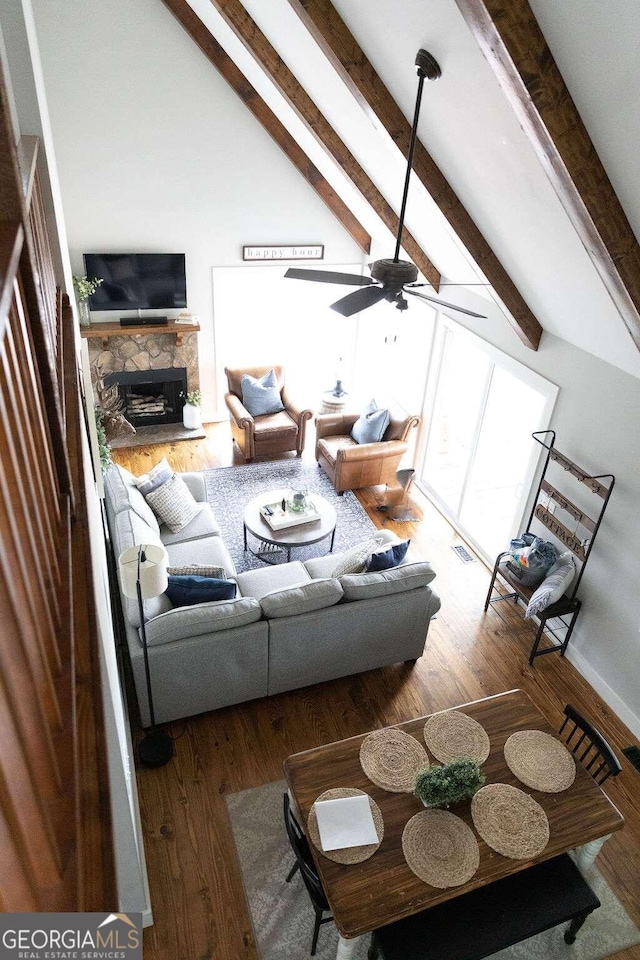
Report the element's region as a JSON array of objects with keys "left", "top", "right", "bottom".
[{"left": 285, "top": 50, "right": 486, "bottom": 320}]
